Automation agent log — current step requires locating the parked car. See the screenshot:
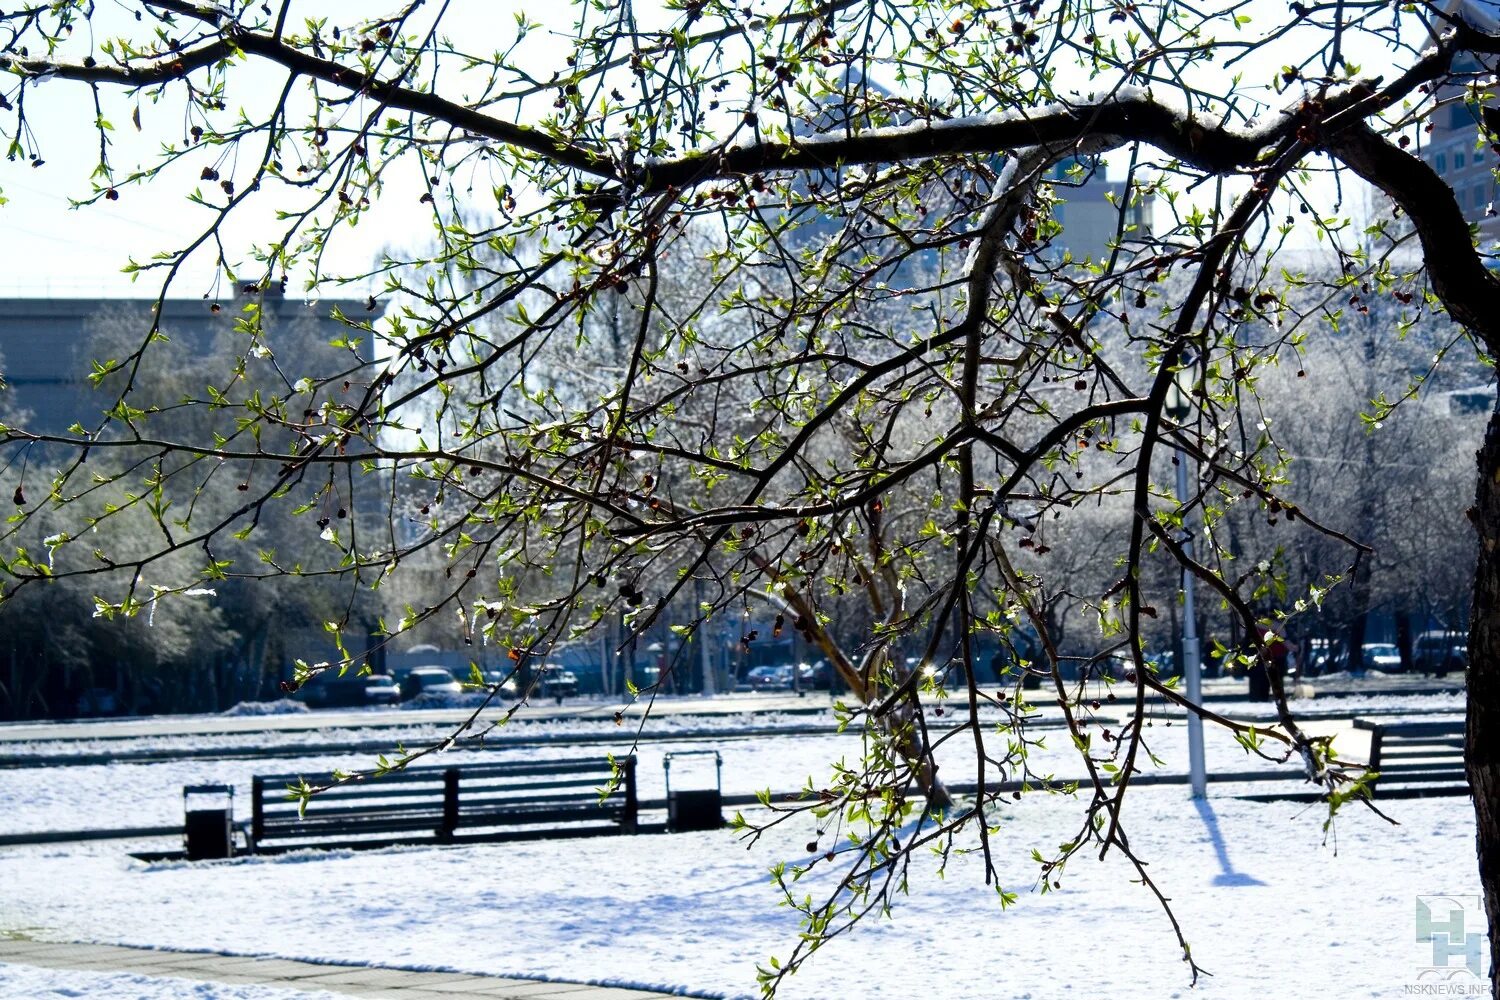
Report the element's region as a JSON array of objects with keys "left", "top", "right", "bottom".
[
  {"left": 802, "top": 660, "right": 833, "bottom": 690},
  {"left": 400, "top": 666, "right": 463, "bottom": 700},
  {"left": 741, "top": 665, "right": 776, "bottom": 689},
  {"left": 1360, "top": 643, "right": 1403, "bottom": 673},
  {"left": 301, "top": 673, "right": 402, "bottom": 708},
  {"left": 1307, "top": 642, "right": 1404, "bottom": 675},
  {"left": 749, "top": 664, "right": 794, "bottom": 691},
  {"left": 1071, "top": 650, "right": 1139, "bottom": 682},
  {"left": 74, "top": 687, "right": 120, "bottom": 716},
  {"left": 1300, "top": 639, "right": 1332, "bottom": 677},
  {"left": 537, "top": 664, "right": 579, "bottom": 699},
  {"left": 358, "top": 674, "right": 402, "bottom": 705},
  {"left": 1413, "top": 631, "right": 1468, "bottom": 676},
  {"left": 478, "top": 670, "right": 520, "bottom": 698}
]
